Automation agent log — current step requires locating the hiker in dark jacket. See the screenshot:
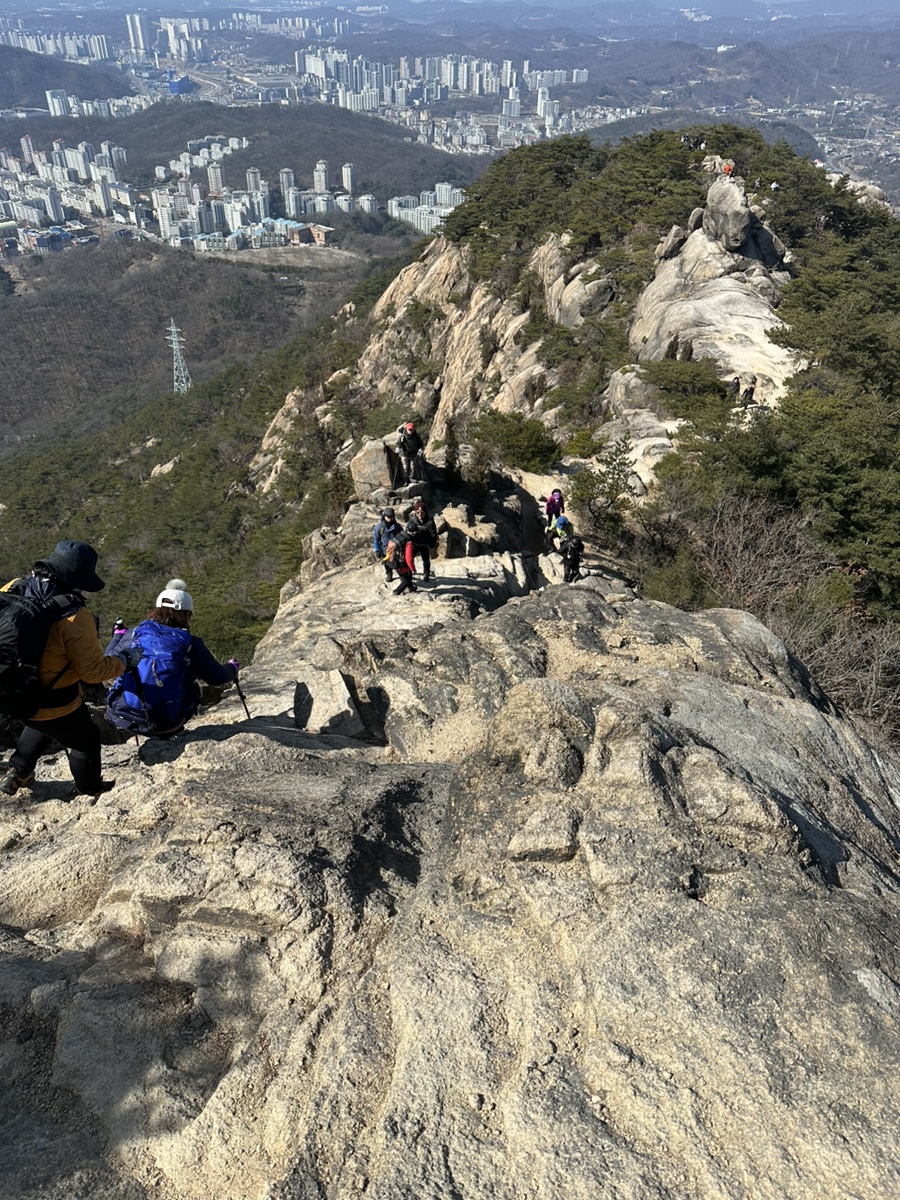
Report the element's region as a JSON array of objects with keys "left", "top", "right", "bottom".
[
  {"left": 406, "top": 499, "right": 438, "bottom": 581},
  {"left": 372, "top": 507, "right": 403, "bottom": 583},
  {"left": 559, "top": 534, "right": 585, "bottom": 583},
  {"left": 397, "top": 421, "right": 425, "bottom": 485},
  {"left": 105, "top": 583, "right": 239, "bottom": 737},
  {"left": 1, "top": 540, "right": 129, "bottom": 799}
]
